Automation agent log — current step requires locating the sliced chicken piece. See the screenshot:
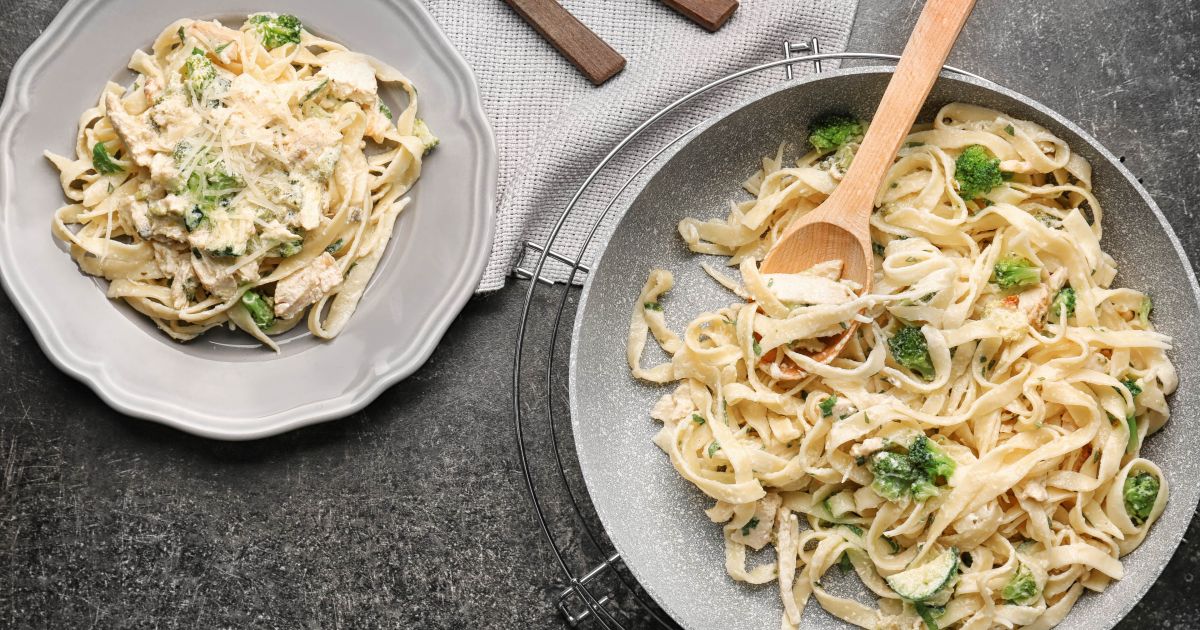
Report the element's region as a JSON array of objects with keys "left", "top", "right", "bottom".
[
  {"left": 273, "top": 252, "right": 342, "bottom": 319},
  {"left": 729, "top": 493, "right": 781, "bottom": 551},
  {"left": 850, "top": 437, "right": 887, "bottom": 459},
  {"left": 105, "top": 92, "right": 183, "bottom": 187},
  {"left": 152, "top": 242, "right": 197, "bottom": 309},
  {"left": 292, "top": 173, "right": 326, "bottom": 230},
  {"left": 149, "top": 93, "right": 201, "bottom": 145},
  {"left": 764, "top": 272, "right": 857, "bottom": 306},
  {"left": 650, "top": 384, "right": 695, "bottom": 423},
  {"left": 128, "top": 200, "right": 152, "bottom": 238},
  {"left": 316, "top": 51, "right": 379, "bottom": 105},
  {"left": 104, "top": 92, "right": 161, "bottom": 168},
  {"left": 190, "top": 250, "right": 238, "bottom": 299},
  {"left": 1017, "top": 267, "right": 1069, "bottom": 325},
  {"left": 128, "top": 198, "right": 186, "bottom": 242},
  {"left": 224, "top": 73, "right": 291, "bottom": 127},
  {"left": 285, "top": 117, "right": 339, "bottom": 152},
  {"left": 806, "top": 259, "right": 844, "bottom": 280}
]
